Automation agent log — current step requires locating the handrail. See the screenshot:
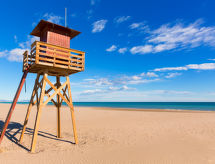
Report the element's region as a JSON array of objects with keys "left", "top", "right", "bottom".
[
  {"left": 23, "top": 41, "right": 85, "bottom": 72},
  {"left": 32, "top": 41, "right": 85, "bottom": 55},
  {"left": 22, "top": 50, "right": 29, "bottom": 72}
]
